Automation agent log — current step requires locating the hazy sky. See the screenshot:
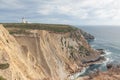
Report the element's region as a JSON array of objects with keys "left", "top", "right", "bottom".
[{"left": 0, "top": 0, "right": 120, "bottom": 25}]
